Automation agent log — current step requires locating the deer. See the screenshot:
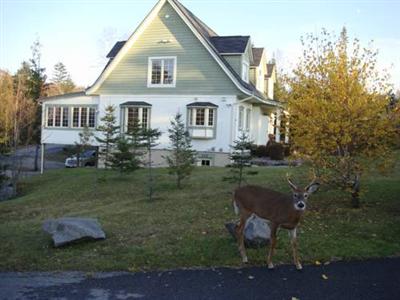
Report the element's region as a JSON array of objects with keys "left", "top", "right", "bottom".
[{"left": 233, "top": 175, "right": 320, "bottom": 270}]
